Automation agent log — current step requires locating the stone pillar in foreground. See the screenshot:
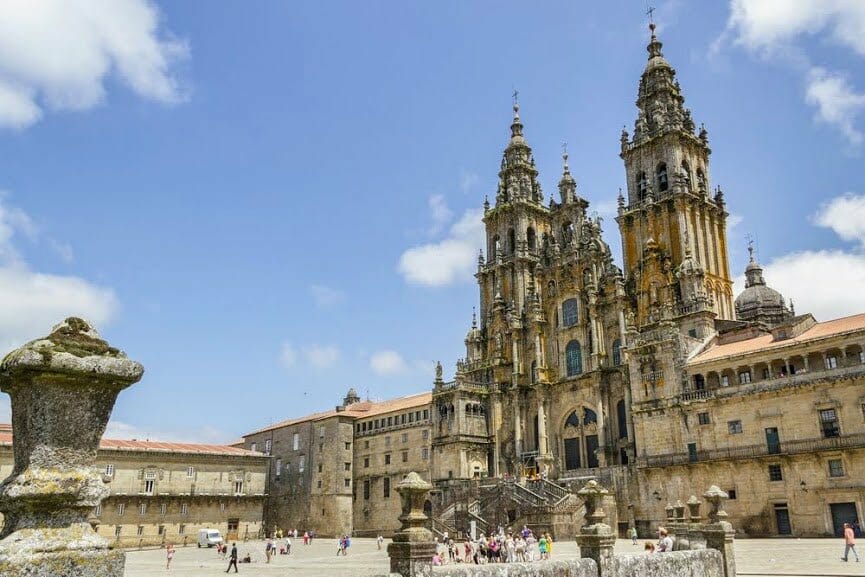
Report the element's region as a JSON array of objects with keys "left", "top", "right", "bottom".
[
  {"left": 576, "top": 480, "right": 616, "bottom": 577},
  {"left": 702, "top": 485, "right": 736, "bottom": 577},
  {"left": 0, "top": 318, "right": 144, "bottom": 577},
  {"left": 388, "top": 472, "right": 437, "bottom": 577}
]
